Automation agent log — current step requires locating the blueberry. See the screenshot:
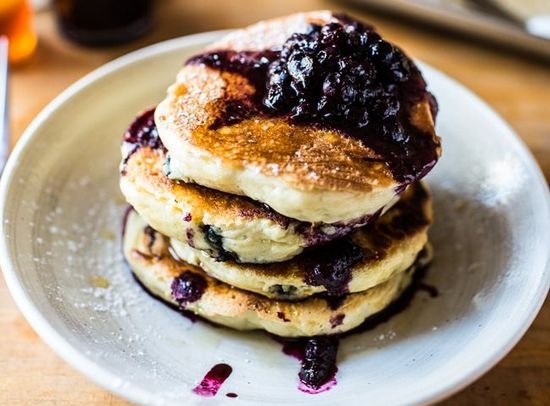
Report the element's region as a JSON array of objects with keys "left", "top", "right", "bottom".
[
  {"left": 341, "top": 79, "right": 357, "bottom": 103},
  {"left": 264, "top": 85, "right": 286, "bottom": 110},
  {"left": 317, "top": 95, "right": 329, "bottom": 112},
  {"left": 322, "top": 72, "right": 342, "bottom": 99},
  {"left": 287, "top": 52, "right": 314, "bottom": 87},
  {"left": 171, "top": 271, "right": 207, "bottom": 305},
  {"left": 291, "top": 100, "right": 312, "bottom": 119},
  {"left": 358, "top": 31, "right": 370, "bottom": 47},
  {"left": 369, "top": 39, "right": 394, "bottom": 63},
  {"left": 356, "top": 108, "right": 370, "bottom": 128},
  {"left": 320, "top": 23, "right": 345, "bottom": 47},
  {"left": 388, "top": 52, "right": 411, "bottom": 82}
]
